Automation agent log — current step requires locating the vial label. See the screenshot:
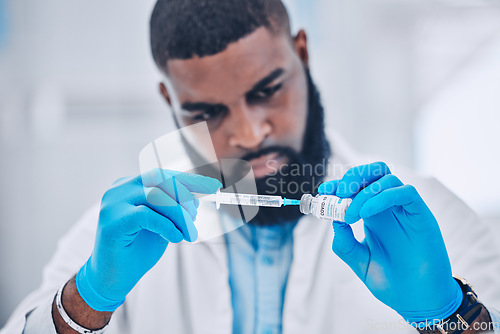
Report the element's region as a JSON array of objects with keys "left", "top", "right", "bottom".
[{"left": 315, "top": 196, "right": 351, "bottom": 222}]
